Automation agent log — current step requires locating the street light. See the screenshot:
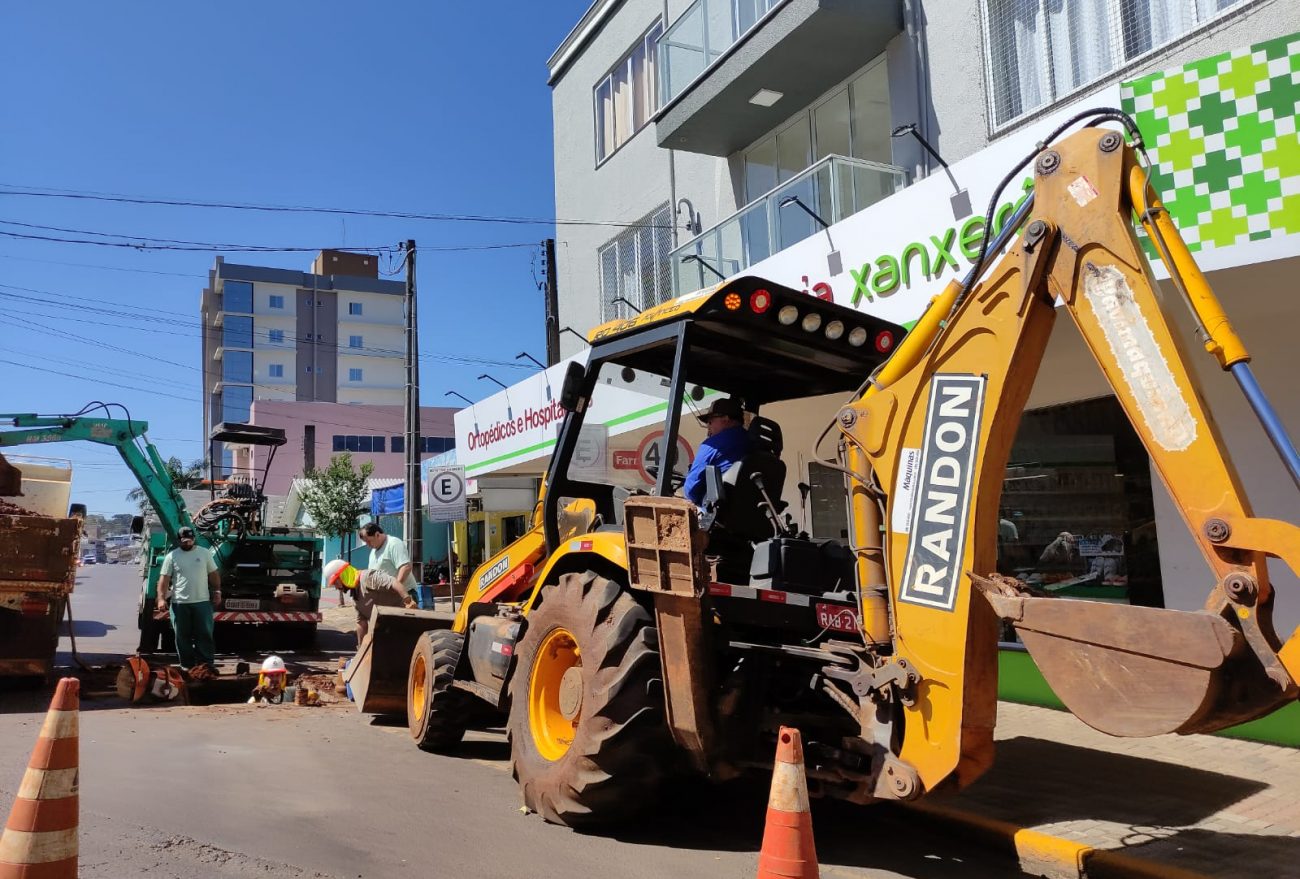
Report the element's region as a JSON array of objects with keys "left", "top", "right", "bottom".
[
  {"left": 778, "top": 195, "right": 839, "bottom": 274},
  {"left": 778, "top": 195, "right": 830, "bottom": 229},
  {"left": 559, "top": 326, "right": 589, "bottom": 346},
  {"left": 444, "top": 390, "right": 474, "bottom": 406},
  {"left": 516, "top": 351, "right": 552, "bottom": 400},
  {"left": 891, "top": 122, "right": 971, "bottom": 217},
  {"left": 683, "top": 254, "right": 726, "bottom": 281},
  {"left": 610, "top": 296, "right": 642, "bottom": 315},
  {"left": 478, "top": 374, "right": 512, "bottom": 419}
]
